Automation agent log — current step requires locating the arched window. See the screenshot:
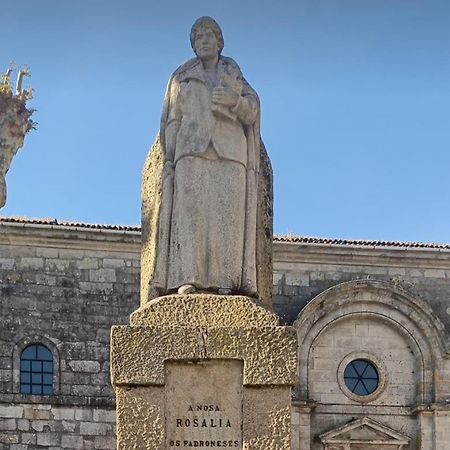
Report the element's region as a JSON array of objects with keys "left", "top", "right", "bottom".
[{"left": 20, "top": 344, "right": 53, "bottom": 395}]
